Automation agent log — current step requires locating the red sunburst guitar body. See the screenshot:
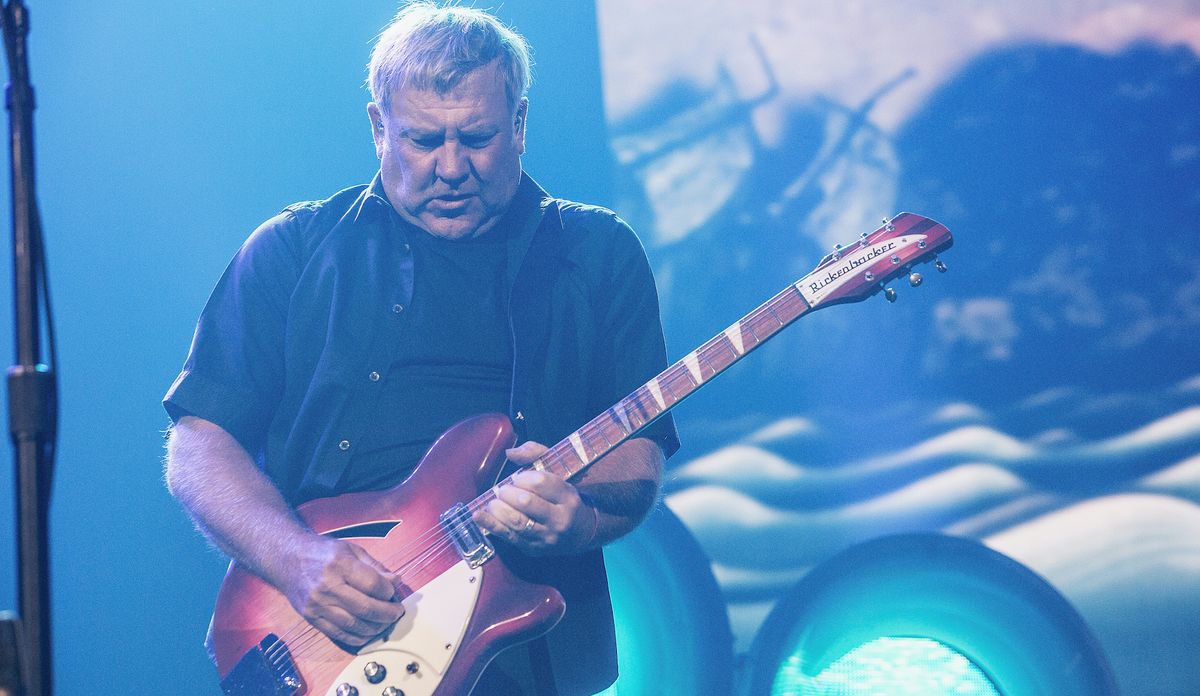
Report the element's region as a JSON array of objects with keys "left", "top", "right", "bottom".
[{"left": 207, "top": 414, "right": 566, "bottom": 696}]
